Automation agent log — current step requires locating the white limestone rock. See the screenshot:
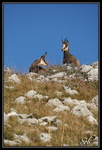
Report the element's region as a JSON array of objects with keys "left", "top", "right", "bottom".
[
  {"left": 37, "top": 75, "right": 45, "bottom": 80},
  {"left": 87, "top": 68, "right": 98, "bottom": 81},
  {"left": 14, "top": 96, "right": 26, "bottom": 104},
  {"left": 13, "top": 133, "right": 31, "bottom": 144},
  {"left": 26, "top": 72, "right": 38, "bottom": 81},
  {"left": 48, "top": 72, "right": 67, "bottom": 78},
  {"left": 8, "top": 74, "right": 20, "bottom": 83},
  {"left": 80, "top": 65, "right": 93, "bottom": 72},
  {"left": 86, "top": 116, "right": 98, "bottom": 125},
  {"left": 92, "top": 95, "right": 98, "bottom": 107},
  {"left": 7, "top": 111, "right": 18, "bottom": 117},
  {"left": 40, "top": 122, "right": 48, "bottom": 126},
  {"left": 87, "top": 68, "right": 98, "bottom": 76},
  {"left": 86, "top": 103, "right": 98, "bottom": 111},
  {"left": 18, "top": 113, "right": 33, "bottom": 119},
  {"left": 63, "top": 97, "right": 79, "bottom": 106},
  {"left": 4, "top": 86, "right": 14, "bottom": 89},
  {"left": 4, "top": 67, "right": 13, "bottom": 74},
  {"left": 46, "top": 98, "right": 70, "bottom": 112},
  {"left": 25, "top": 90, "right": 48, "bottom": 100},
  {"left": 40, "top": 133, "right": 52, "bottom": 143},
  {"left": 63, "top": 86, "right": 78, "bottom": 95},
  {"left": 66, "top": 65, "right": 73, "bottom": 70},
  {"left": 38, "top": 116, "right": 57, "bottom": 123},
  {"left": 4, "top": 139, "right": 21, "bottom": 146},
  {"left": 46, "top": 98, "right": 63, "bottom": 107},
  {"left": 45, "top": 126, "right": 58, "bottom": 131},
  {"left": 71, "top": 104, "right": 93, "bottom": 117},
  {"left": 35, "top": 94, "right": 48, "bottom": 100},
  {"left": 26, "top": 72, "right": 38, "bottom": 77},
  {"left": 18, "top": 118, "right": 38, "bottom": 125},
  {"left": 91, "top": 61, "right": 98, "bottom": 68},
  {"left": 53, "top": 105, "right": 70, "bottom": 112},
  {"left": 4, "top": 112, "right": 8, "bottom": 125},
  {"left": 25, "top": 90, "right": 37, "bottom": 98}
]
